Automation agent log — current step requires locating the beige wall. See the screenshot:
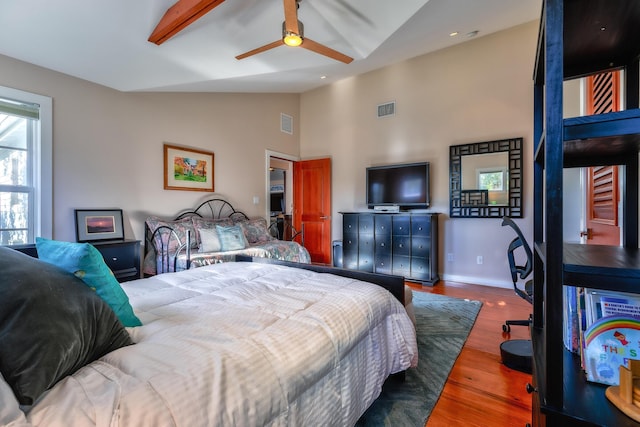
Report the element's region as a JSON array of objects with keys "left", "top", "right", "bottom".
[
  {"left": 1, "top": 20, "right": 538, "bottom": 287},
  {"left": 0, "top": 54, "right": 300, "bottom": 243},
  {"left": 299, "top": 21, "right": 538, "bottom": 287}
]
